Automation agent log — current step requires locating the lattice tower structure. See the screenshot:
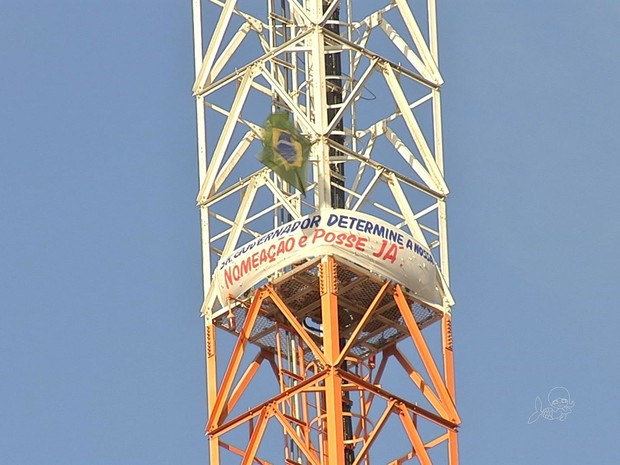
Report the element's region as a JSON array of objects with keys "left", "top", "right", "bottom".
[{"left": 191, "top": 1, "right": 459, "bottom": 464}]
